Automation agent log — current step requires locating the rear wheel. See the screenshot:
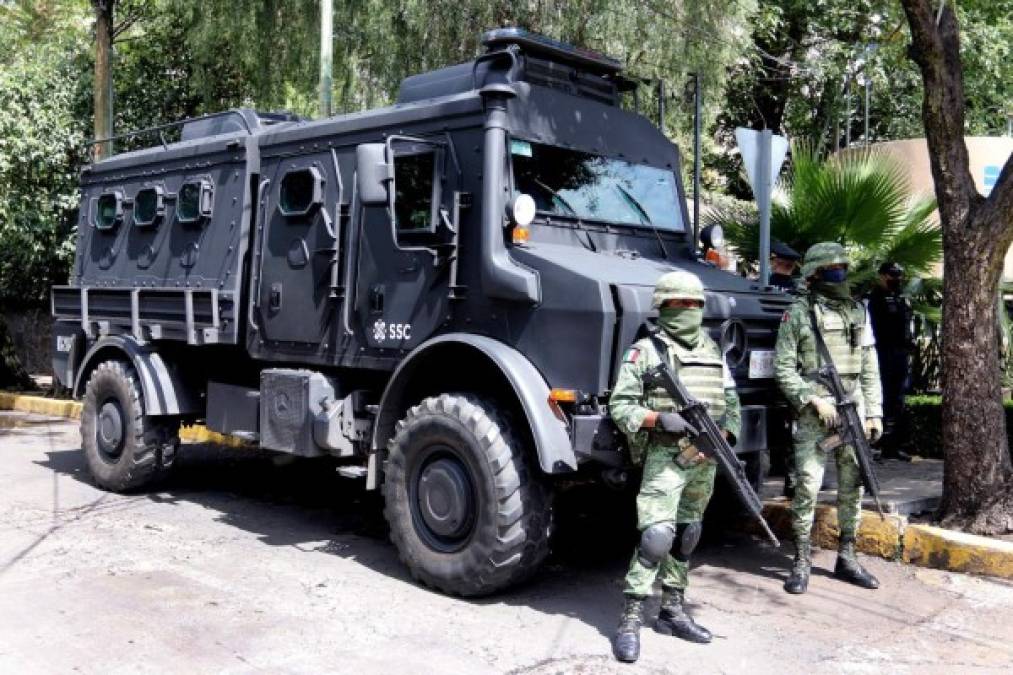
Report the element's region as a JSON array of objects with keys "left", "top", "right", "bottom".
[
  {"left": 81, "top": 360, "right": 179, "bottom": 492},
  {"left": 383, "top": 394, "right": 552, "bottom": 596}
]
